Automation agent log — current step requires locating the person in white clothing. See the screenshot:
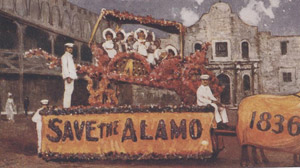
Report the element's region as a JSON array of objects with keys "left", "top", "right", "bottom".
[
  {"left": 32, "top": 99, "right": 48, "bottom": 155},
  {"left": 133, "top": 28, "right": 150, "bottom": 57},
  {"left": 196, "top": 74, "right": 230, "bottom": 129},
  {"left": 61, "top": 43, "right": 78, "bottom": 108},
  {"left": 5, "top": 92, "right": 16, "bottom": 122},
  {"left": 102, "top": 28, "right": 117, "bottom": 59}
]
